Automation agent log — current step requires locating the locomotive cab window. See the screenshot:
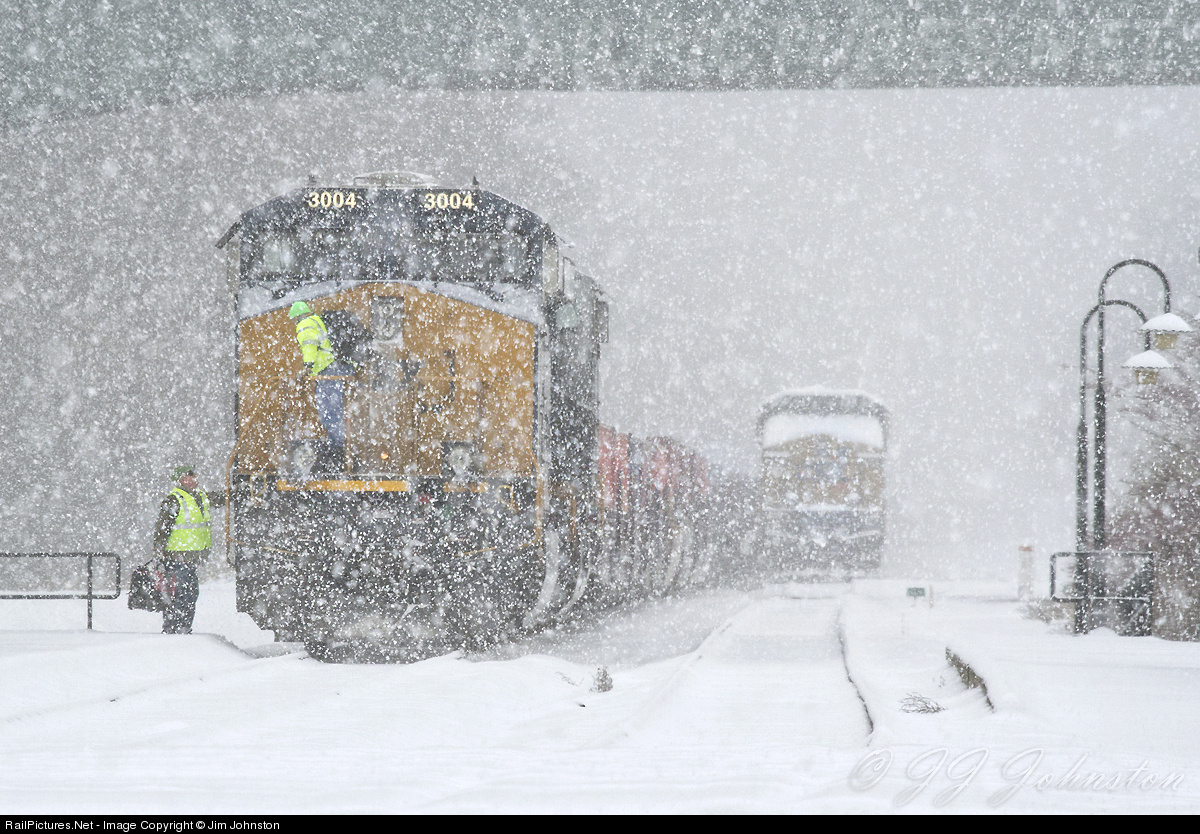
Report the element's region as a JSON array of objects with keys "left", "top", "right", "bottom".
[
  {"left": 554, "top": 302, "right": 580, "bottom": 330},
  {"left": 407, "top": 228, "right": 531, "bottom": 287},
  {"left": 261, "top": 238, "right": 294, "bottom": 273},
  {"left": 238, "top": 192, "right": 540, "bottom": 293}
]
